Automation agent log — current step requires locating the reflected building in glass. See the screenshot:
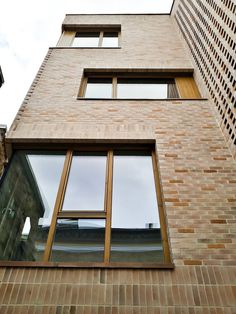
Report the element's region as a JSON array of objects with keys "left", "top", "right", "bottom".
[
  {"left": 0, "top": 66, "right": 4, "bottom": 88},
  {"left": 0, "top": 4, "right": 236, "bottom": 312}
]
